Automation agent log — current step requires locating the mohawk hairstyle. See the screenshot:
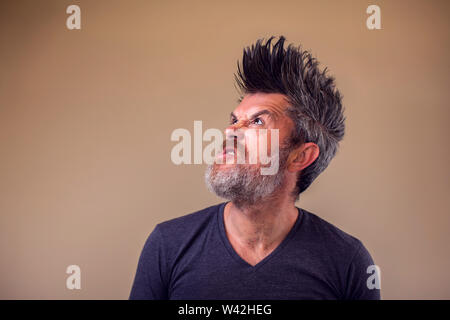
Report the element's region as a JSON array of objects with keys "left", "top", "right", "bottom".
[{"left": 235, "top": 36, "right": 345, "bottom": 197}]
